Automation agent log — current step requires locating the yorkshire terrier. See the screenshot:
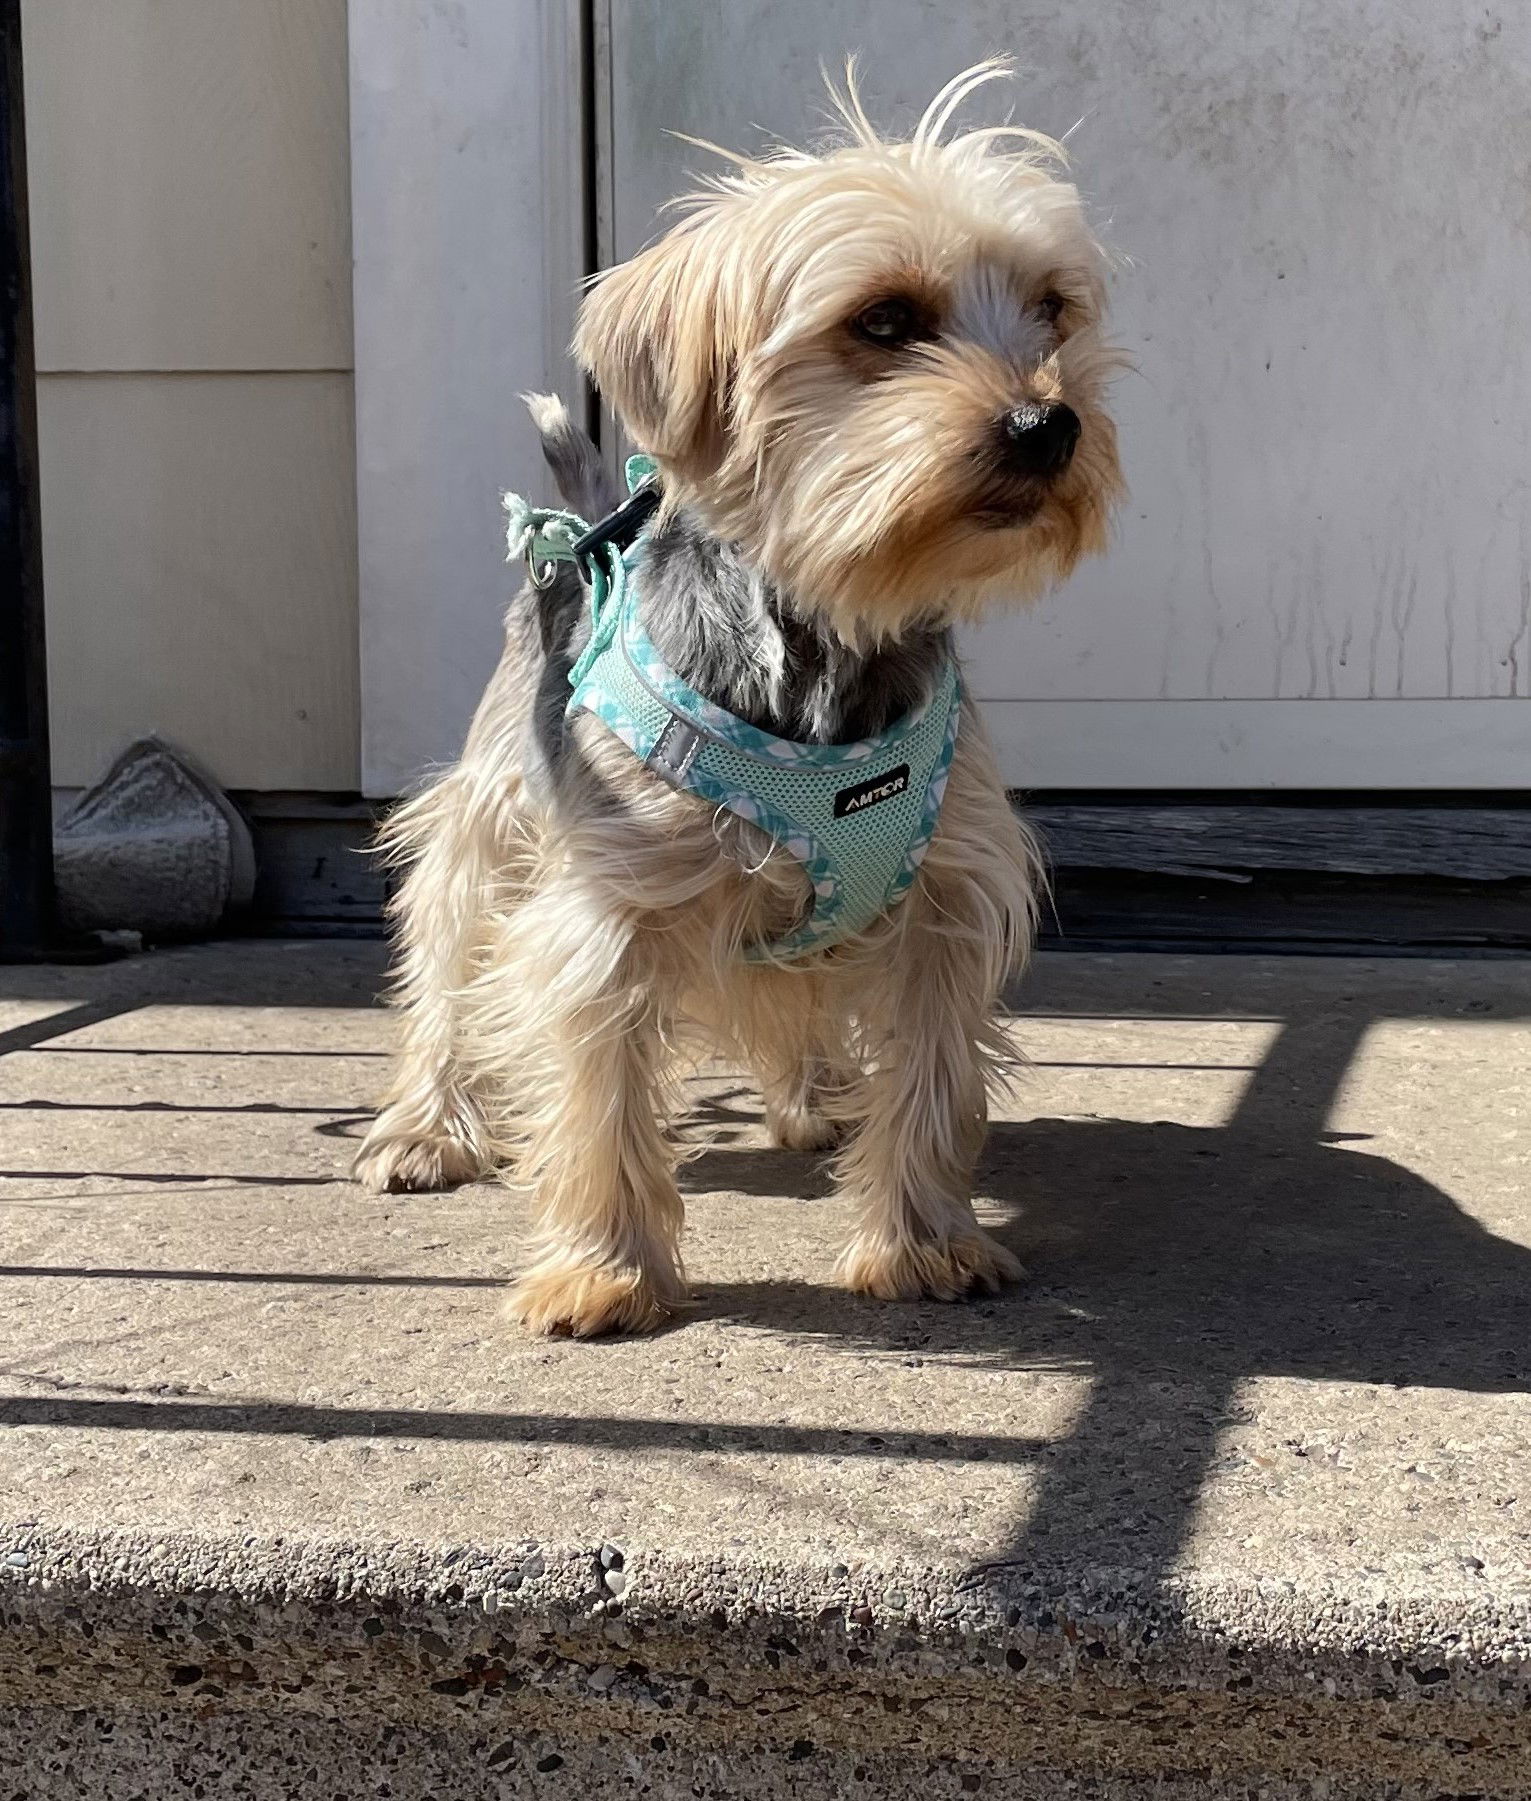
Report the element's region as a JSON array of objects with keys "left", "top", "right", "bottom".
[{"left": 354, "top": 62, "right": 1123, "bottom": 1336}]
